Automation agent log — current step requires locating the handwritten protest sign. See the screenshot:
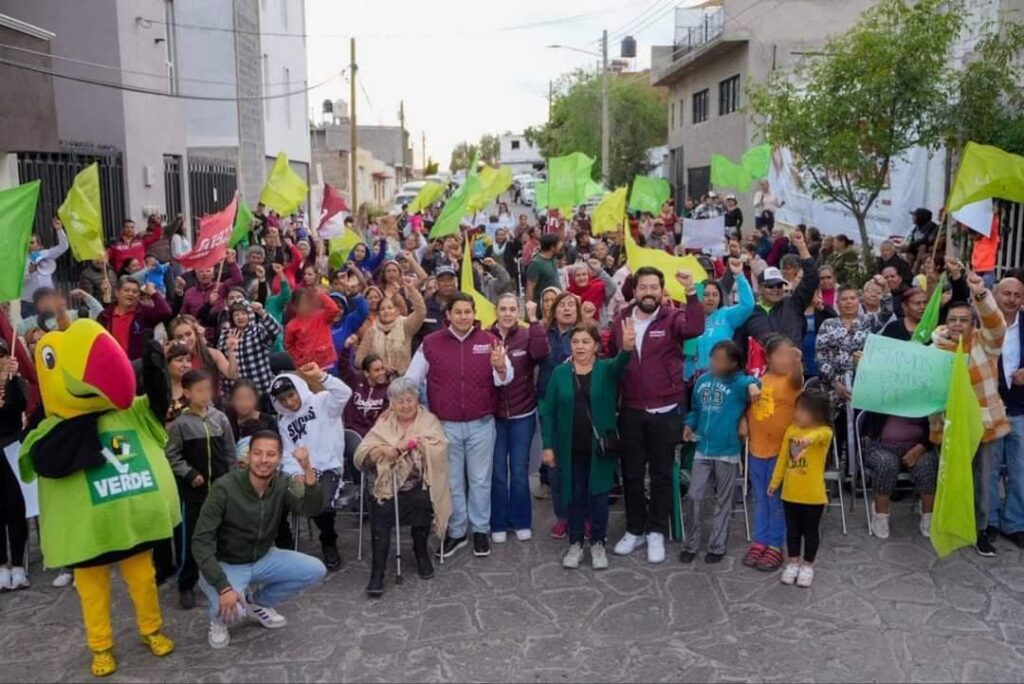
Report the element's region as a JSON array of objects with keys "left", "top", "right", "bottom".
[{"left": 851, "top": 334, "right": 954, "bottom": 417}]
